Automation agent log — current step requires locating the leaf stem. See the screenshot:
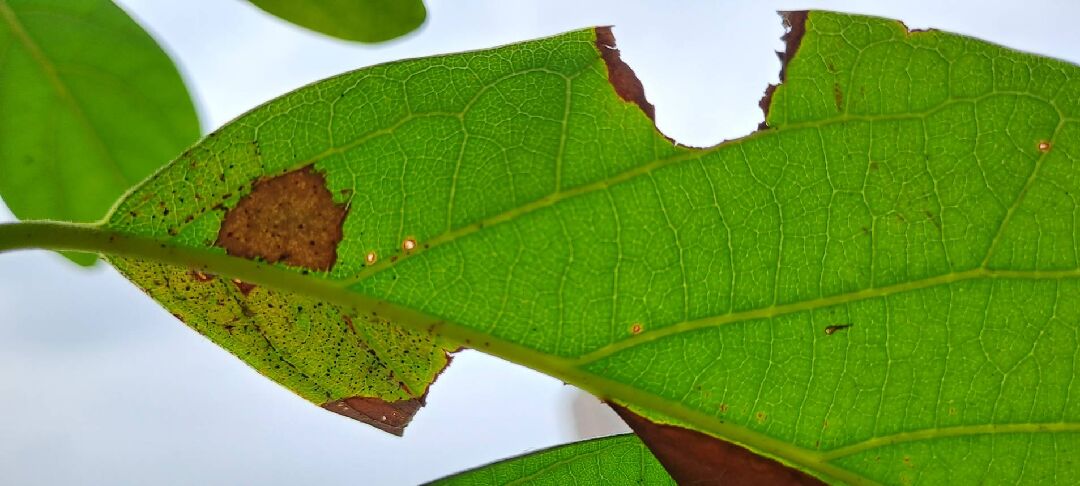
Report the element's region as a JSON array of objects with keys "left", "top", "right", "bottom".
[
  {"left": 0, "top": 220, "right": 454, "bottom": 339},
  {"left": 0, "top": 220, "right": 867, "bottom": 484}
]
